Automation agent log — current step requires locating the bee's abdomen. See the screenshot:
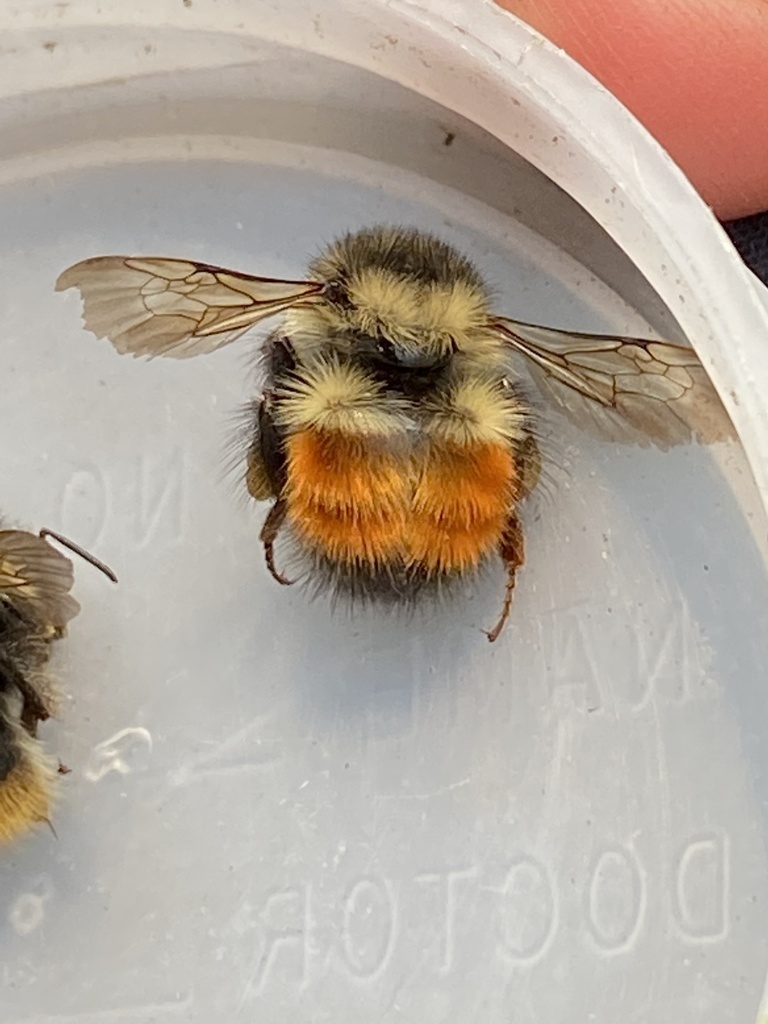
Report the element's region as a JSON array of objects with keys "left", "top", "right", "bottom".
[
  {"left": 0, "top": 695, "right": 54, "bottom": 843},
  {"left": 410, "top": 442, "right": 517, "bottom": 573},
  {"left": 283, "top": 427, "right": 517, "bottom": 597},
  {"left": 285, "top": 428, "right": 409, "bottom": 566}
]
